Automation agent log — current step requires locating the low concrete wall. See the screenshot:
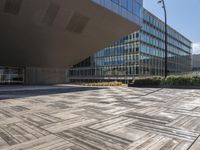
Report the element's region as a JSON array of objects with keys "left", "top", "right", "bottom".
[
  {"left": 25, "top": 67, "right": 69, "bottom": 85},
  {"left": 128, "top": 84, "right": 200, "bottom": 89}
]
